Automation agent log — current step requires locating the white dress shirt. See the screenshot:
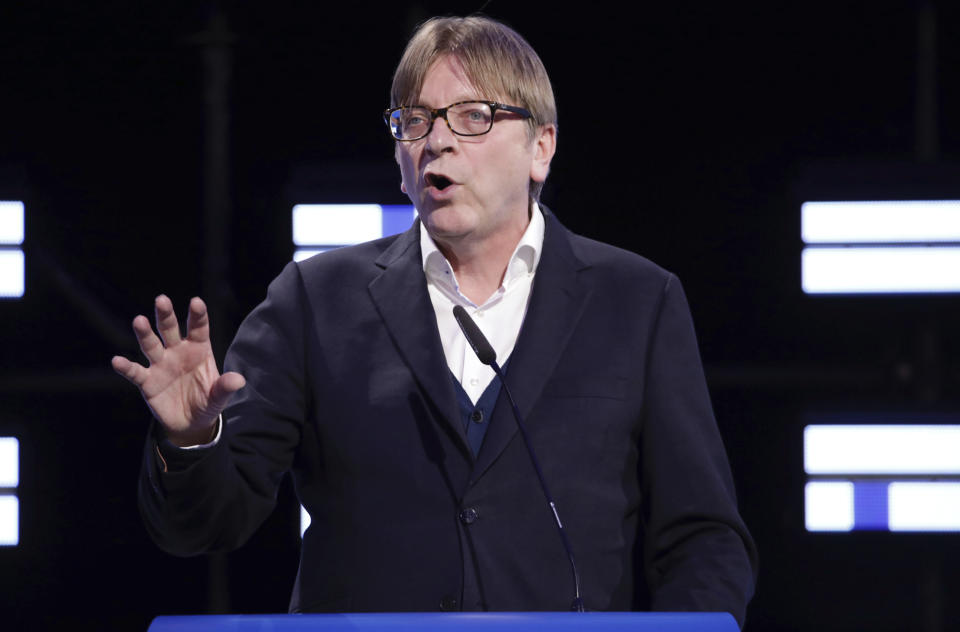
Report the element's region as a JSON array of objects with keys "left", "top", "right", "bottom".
[{"left": 420, "top": 203, "right": 545, "bottom": 404}]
